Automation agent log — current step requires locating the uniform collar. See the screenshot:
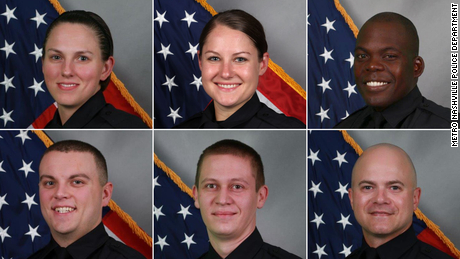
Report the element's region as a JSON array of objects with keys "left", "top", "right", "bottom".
[
  {"left": 204, "top": 228, "right": 264, "bottom": 259},
  {"left": 359, "top": 226, "right": 418, "bottom": 259}
]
